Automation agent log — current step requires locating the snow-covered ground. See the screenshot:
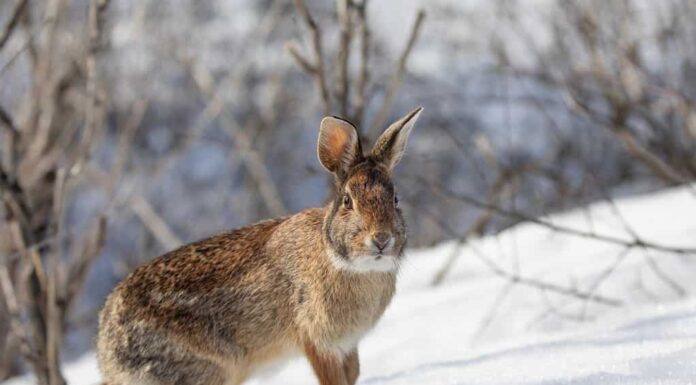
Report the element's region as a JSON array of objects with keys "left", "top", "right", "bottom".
[{"left": 6, "top": 185, "right": 696, "bottom": 385}]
